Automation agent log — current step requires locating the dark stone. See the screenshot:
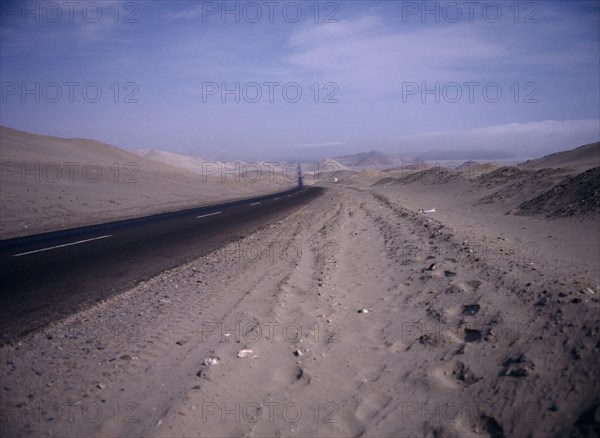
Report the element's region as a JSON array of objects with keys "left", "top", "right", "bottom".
[{"left": 462, "top": 304, "right": 480, "bottom": 316}]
